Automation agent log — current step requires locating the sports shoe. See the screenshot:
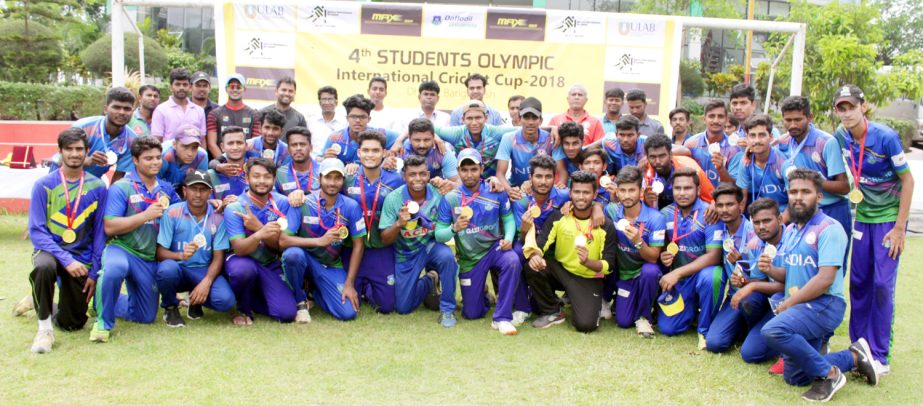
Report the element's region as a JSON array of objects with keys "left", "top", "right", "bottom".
[
  {"left": 491, "top": 320, "right": 518, "bottom": 335},
  {"left": 697, "top": 333, "right": 707, "bottom": 350},
  {"left": 532, "top": 312, "right": 566, "bottom": 329},
  {"left": 31, "top": 330, "right": 54, "bottom": 354},
  {"left": 163, "top": 306, "right": 186, "bottom": 328},
  {"left": 801, "top": 366, "right": 846, "bottom": 402},
  {"left": 12, "top": 295, "right": 34, "bottom": 316},
  {"left": 187, "top": 305, "right": 204, "bottom": 320},
  {"left": 635, "top": 318, "right": 654, "bottom": 338},
  {"left": 89, "top": 326, "right": 110, "bottom": 343},
  {"left": 849, "top": 338, "right": 880, "bottom": 386},
  {"left": 511, "top": 311, "right": 530, "bottom": 327},
  {"left": 295, "top": 301, "right": 312, "bottom": 324},
  {"left": 874, "top": 360, "right": 891, "bottom": 376},
  {"left": 599, "top": 299, "right": 613, "bottom": 320},
  {"left": 561, "top": 293, "right": 571, "bottom": 306},
  {"left": 439, "top": 311, "right": 457, "bottom": 328},
  {"left": 768, "top": 358, "right": 785, "bottom": 375},
  {"left": 423, "top": 271, "right": 441, "bottom": 311}
]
